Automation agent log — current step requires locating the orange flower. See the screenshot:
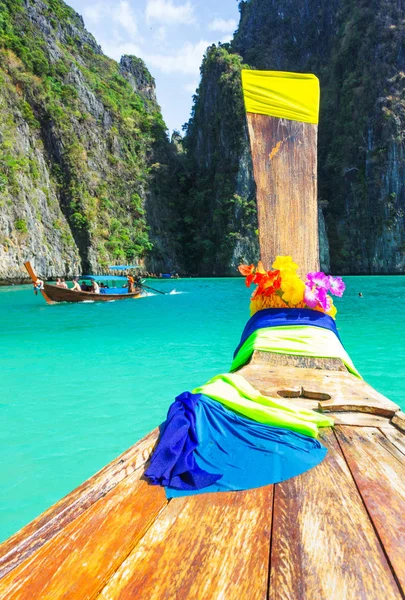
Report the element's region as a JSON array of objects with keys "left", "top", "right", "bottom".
[
  {"left": 238, "top": 264, "right": 256, "bottom": 287},
  {"left": 261, "top": 270, "right": 281, "bottom": 296},
  {"left": 256, "top": 261, "right": 266, "bottom": 275},
  {"left": 238, "top": 264, "right": 255, "bottom": 276}
]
